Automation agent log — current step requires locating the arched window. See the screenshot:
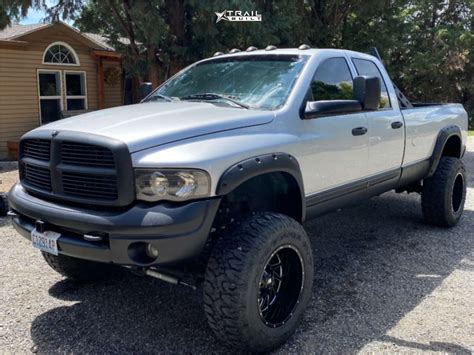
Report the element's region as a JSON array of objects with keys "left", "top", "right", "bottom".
[{"left": 43, "top": 42, "right": 80, "bottom": 65}]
